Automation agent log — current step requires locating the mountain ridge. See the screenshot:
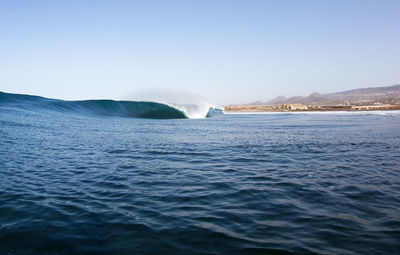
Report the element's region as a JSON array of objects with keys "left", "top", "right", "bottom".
[{"left": 249, "top": 84, "right": 400, "bottom": 105}]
